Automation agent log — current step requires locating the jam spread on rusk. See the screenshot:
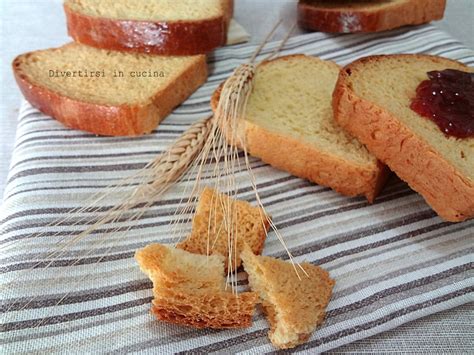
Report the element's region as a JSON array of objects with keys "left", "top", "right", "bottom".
[{"left": 410, "top": 69, "right": 474, "bottom": 138}]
